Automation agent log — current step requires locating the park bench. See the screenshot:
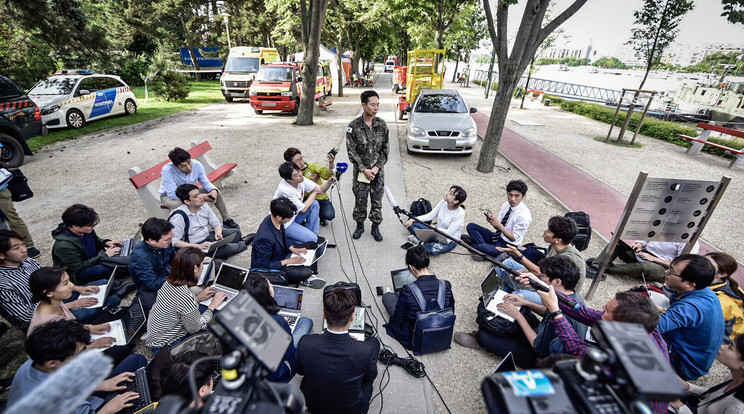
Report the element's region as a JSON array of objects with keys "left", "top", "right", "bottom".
[
  {"left": 128, "top": 141, "right": 237, "bottom": 219},
  {"left": 676, "top": 122, "right": 744, "bottom": 169}
]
